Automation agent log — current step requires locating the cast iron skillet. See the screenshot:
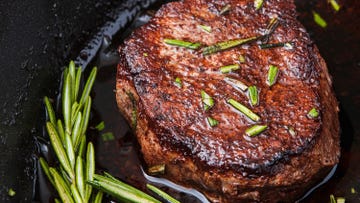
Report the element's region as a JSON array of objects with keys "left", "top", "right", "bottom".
[{"left": 0, "top": 0, "right": 359, "bottom": 202}]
